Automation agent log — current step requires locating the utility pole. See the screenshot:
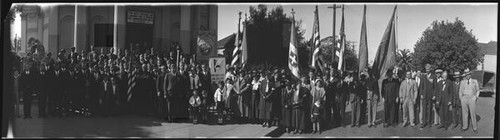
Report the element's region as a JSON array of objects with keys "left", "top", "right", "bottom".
[{"left": 327, "top": 4, "right": 342, "bottom": 68}]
